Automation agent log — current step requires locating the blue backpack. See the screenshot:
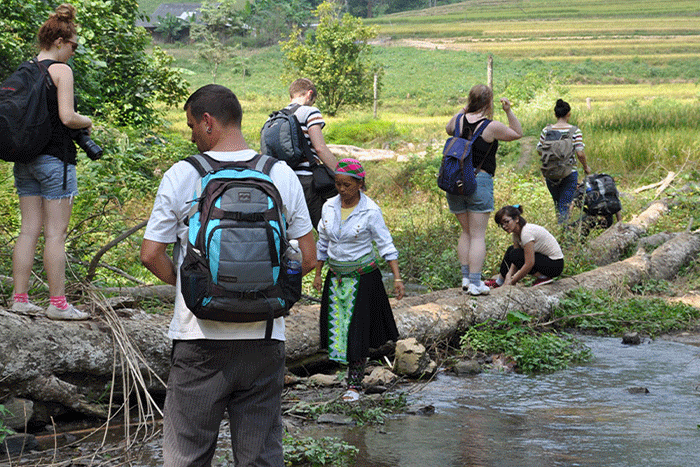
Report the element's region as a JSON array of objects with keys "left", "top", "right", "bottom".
[
  {"left": 437, "top": 115, "right": 490, "bottom": 196},
  {"left": 179, "top": 153, "right": 300, "bottom": 338}
]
